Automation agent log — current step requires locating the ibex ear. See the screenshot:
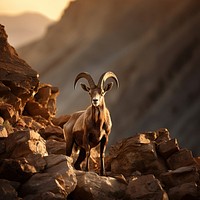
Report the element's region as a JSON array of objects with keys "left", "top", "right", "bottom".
[
  {"left": 81, "top": 83, "right": 90, "bottom": 92},
  {"left": 104, "top": 82, "right": 113, "bottom": 93}
]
